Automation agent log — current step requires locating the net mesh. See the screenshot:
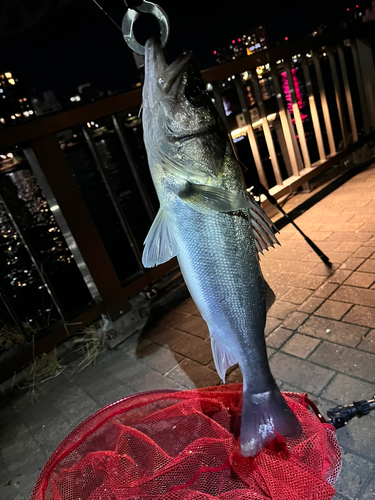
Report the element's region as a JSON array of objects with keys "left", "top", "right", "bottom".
[{"left": 30, "top": 384, "right": 341, "bottom": 500}]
